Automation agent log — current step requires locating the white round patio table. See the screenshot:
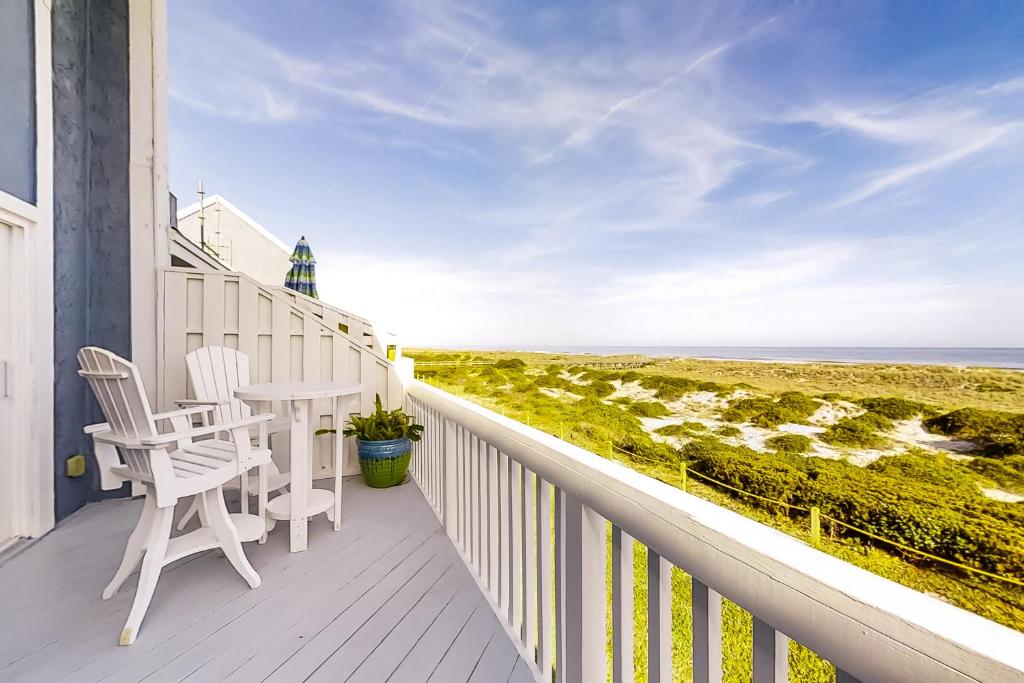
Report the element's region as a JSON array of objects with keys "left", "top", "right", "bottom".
[{"left": 235, "top": 381, "right": 363, "bottom": 553}]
